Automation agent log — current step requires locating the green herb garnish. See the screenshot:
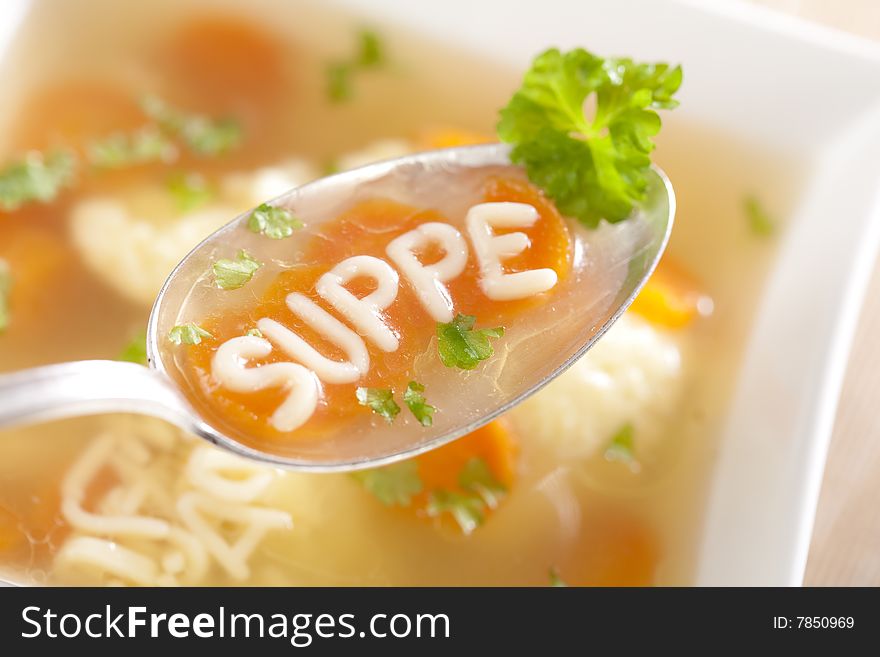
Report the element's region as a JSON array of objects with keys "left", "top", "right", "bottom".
[
  {"left": 167, "top": 172, "right": 213, "bottom": 213},
  {"left": 351, "top": 460, "right": 423, "bottom": 506},
  {"left": 458, "top": 457, "right": 506, "bottom": 508},
  {"left": 356, "top": 386, "right": 400, "bottom": 423},
  {"left": 168, "top": 322, "right": 213, "bottom": 345},
  {"left": 549, "top": 567, "right": 568, "bottom": 587},
  {"left": 427, "top": 457, "right": 507, "bottom": 534},
  {"left": 356, "top": 29, "right": 384, "bottom": 67},
  {"left": 142, "top": 95, "right": 242, "bottom": 156},
  {"left": 86, "top": 127, "right": 177, "bottom": 169},
  {"left": 744, "top": 195, "right": 775, "bottom": 237},
  {"left": 326, "top": 28, "right": 386, "bottom": 103},
  {"left": 497, "top": 47, "right": 681, "bottom": 227},
  {"left": 246, "top": 328, "right": 263, "bottom": 338},
  {"left": 0, "top": 150, "right": 76, "bottom": 211},
  {"left": 118, "top": 330, "right": 148, "bottom": 365},
  {"left": 246, "top": 203, "right": 303, "bottom": 239},
  {"left": 0, "top": 259, "right": 11, "bottom": 333},
  {"left": 212, "top": 250, "right": 261, "bottom": 290},
  {"left": 426, "top": 490, "right": 487, "bottom": 535},
  {"left": 327, "top": 63, "right": 354, "bottom": 103},
  {"left": 437, "top": 314, "right": 504, "bottom": 370},
  {"left": 183, "top": 118, "right": 241, "bottom": 156},
  {"left": 403, "top": 381, "right": 435, "bottom": 427},
  {"left": 604, "top": 422, "right": 639, "bottom": 471}
]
